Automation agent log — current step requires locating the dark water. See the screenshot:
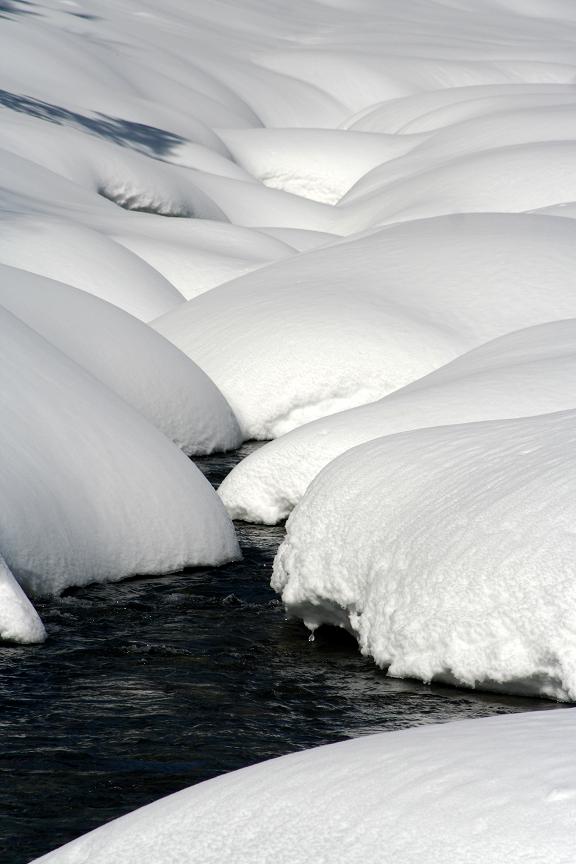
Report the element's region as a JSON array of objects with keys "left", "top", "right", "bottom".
[{"left": 0, "top": 443, "right": 560, "bottom": 863}]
